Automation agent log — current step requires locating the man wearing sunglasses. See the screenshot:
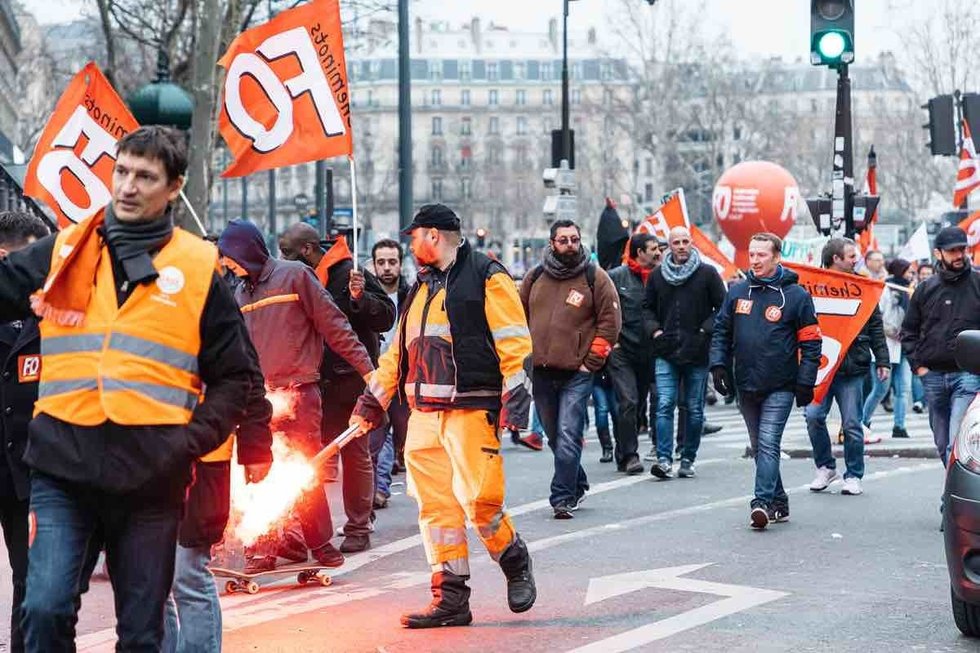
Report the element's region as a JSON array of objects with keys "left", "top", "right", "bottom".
[{"left": 521, "top": 220, "right": 621, "bottom": 519}]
